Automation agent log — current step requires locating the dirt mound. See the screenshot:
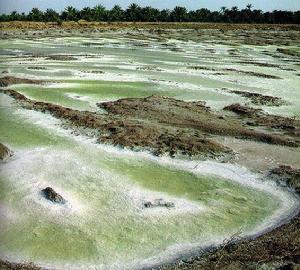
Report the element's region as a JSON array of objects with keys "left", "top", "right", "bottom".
[
  {"left": 98, "top": 120, "right": 227, "bottom": 157},
  {"left": 224, "top": 103, "right": 300, "bottom": 140},
  {"left": 2, "top": 90, "right": 299, "bottom": 158},
  {"left": 0, "top": 143, "right": 13, "bottom": 161},
  {"left": 270, "top": 165, "right": 300, "bottom": 193},
  {"left": 99, "top": 96, "right": 298, "bottom": 147},
  {"left": 228, "top": 90, "right": 287, "bottom": 106},
  {"left": 1, "top": 90, "right": 229, "bottom": 158},
  {"left": 0, "top": 76, "right": 42, "bottom": 87},
  {"left": 42, "top": 187, "right": 66, "bottom": 204},
  {"left": 224, "top": 103, "right": 262, "bottom": 115}
]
